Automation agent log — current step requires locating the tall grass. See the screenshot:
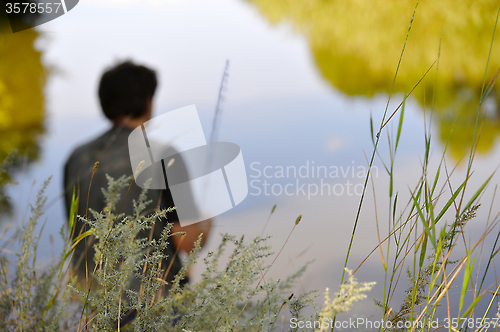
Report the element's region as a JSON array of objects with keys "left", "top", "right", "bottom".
[
  {"left": 0, "top": 167, "right": 376, "bottom": 331},
  {"left": 335, "top": 2, "right": 500, "bottom": 332}
]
